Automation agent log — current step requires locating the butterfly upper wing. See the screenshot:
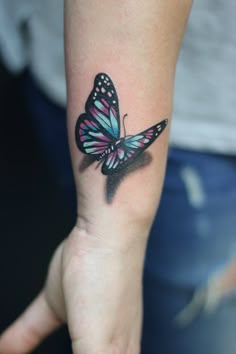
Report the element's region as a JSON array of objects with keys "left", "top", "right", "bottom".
[
  {"left": 75, "top": 73, "right": 121, "bottom": 157},
  {"left": 101, "top": 119, "right": 168, "bottom": 175},
  {"left": 85, "top": 73, "right": 120, "bottom": 139}
]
